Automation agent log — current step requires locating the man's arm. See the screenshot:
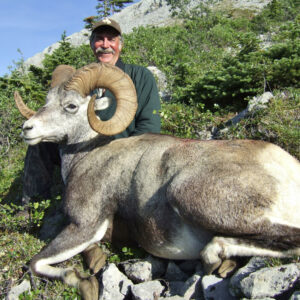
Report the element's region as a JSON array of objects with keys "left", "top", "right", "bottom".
[
  {"left": 97, "top": 64, "right": 161, "bottom": 139},
  {"left": 130, "top": 66, "right": 161, "bottom": 136}
]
